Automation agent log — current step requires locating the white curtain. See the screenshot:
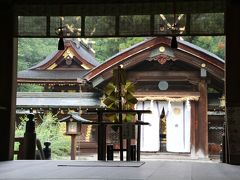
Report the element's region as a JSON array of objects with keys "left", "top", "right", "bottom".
[
  {"left": 166, "top": 101, "right": 191, "bottom": 152},
  {"left": 136, "top": 101, "right": 168, "bottom": 152},
  {"left": 136, "top": 100, "right": 191, "bottom": 152},
  {"left": 184, "top": 100, "right": 191, "bottom": 152}
]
